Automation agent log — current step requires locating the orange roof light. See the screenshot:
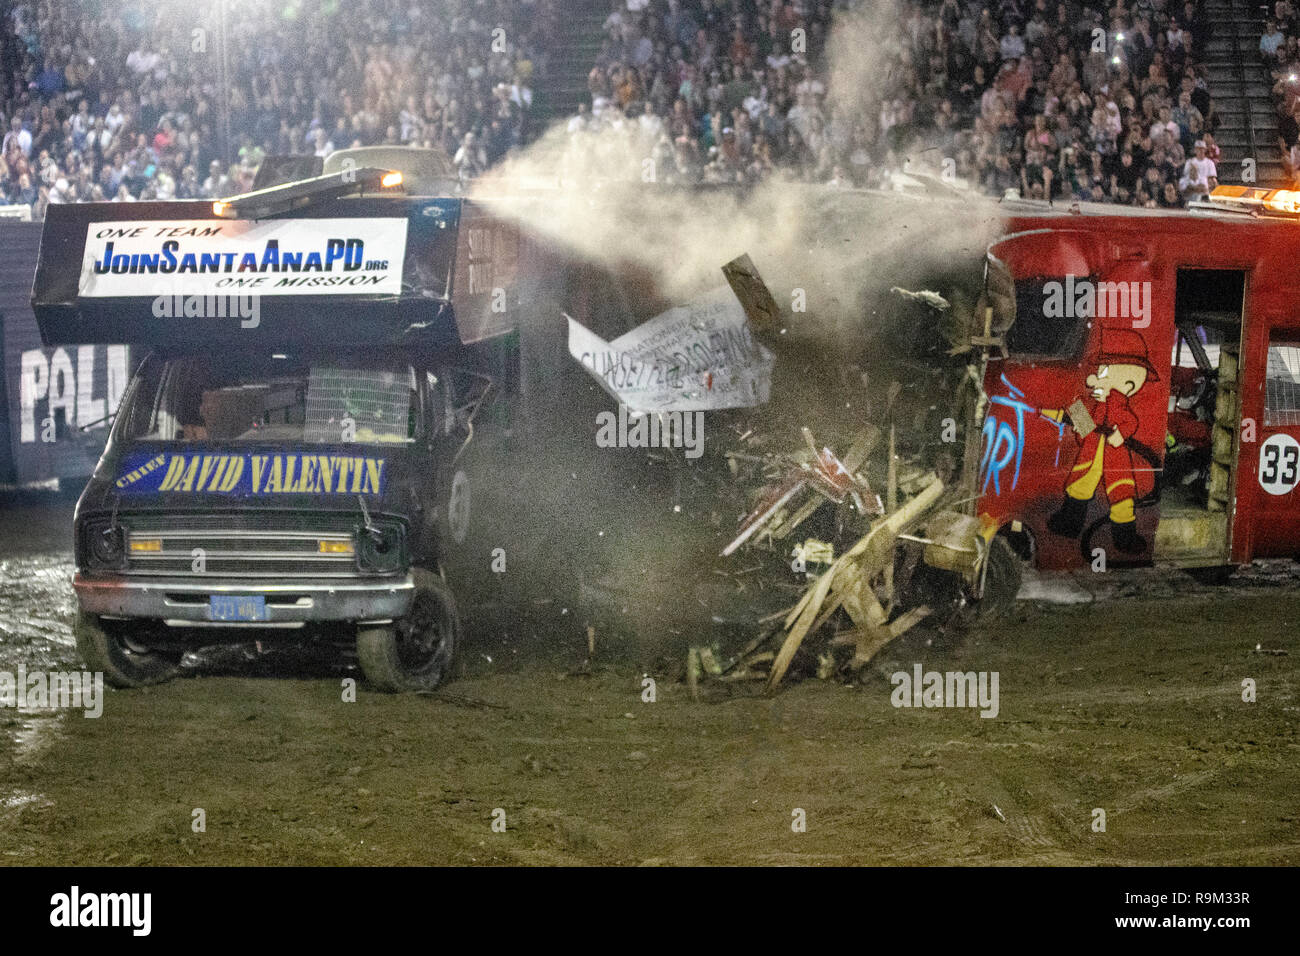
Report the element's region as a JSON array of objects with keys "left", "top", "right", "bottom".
[
  {"left": 1265, "top": 189, "right": 1300, "bottom": 214},
  {"left": 1209, "top": 185, "right": 1300, "bottom": 216},
  {"left": 380, "top": 171, "right": 403, "bottom": 189}
]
